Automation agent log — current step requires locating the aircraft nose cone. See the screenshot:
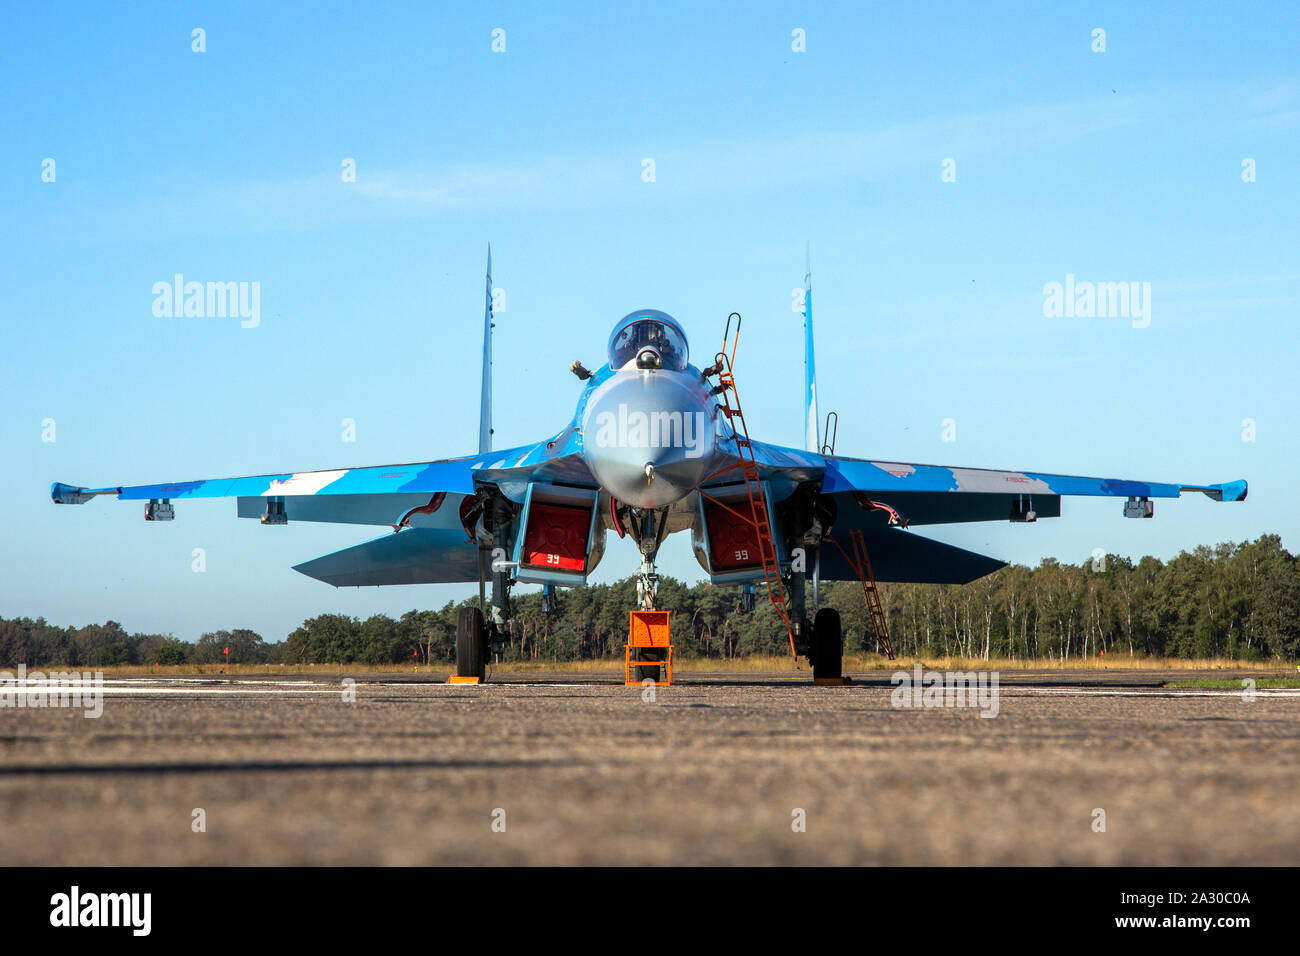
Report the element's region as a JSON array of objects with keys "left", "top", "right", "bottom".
[{"left": 580, "top": 372, "right": 718, "bottom": 509}]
